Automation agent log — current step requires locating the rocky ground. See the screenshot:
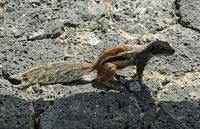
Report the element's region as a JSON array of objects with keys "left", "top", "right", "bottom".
[{"left": 0, "top": 0, "right": 200, "bottom": 129}]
